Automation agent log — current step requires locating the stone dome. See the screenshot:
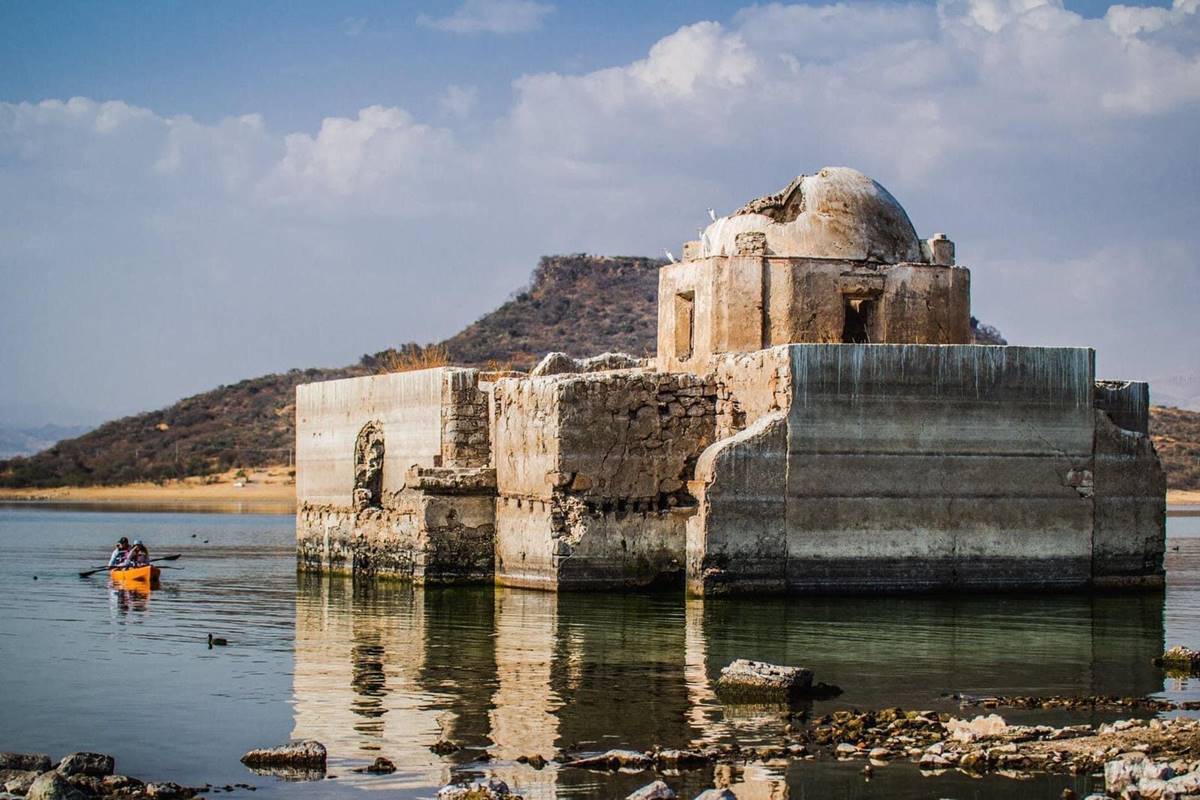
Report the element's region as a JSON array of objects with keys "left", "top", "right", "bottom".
[{"left": 699, "top": 167, "right": 924, "bottom": 263}]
